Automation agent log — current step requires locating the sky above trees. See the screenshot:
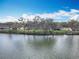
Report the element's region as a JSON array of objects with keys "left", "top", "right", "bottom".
[{"left": 0, "top": 0, "right": 79, "bottom": 22}]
